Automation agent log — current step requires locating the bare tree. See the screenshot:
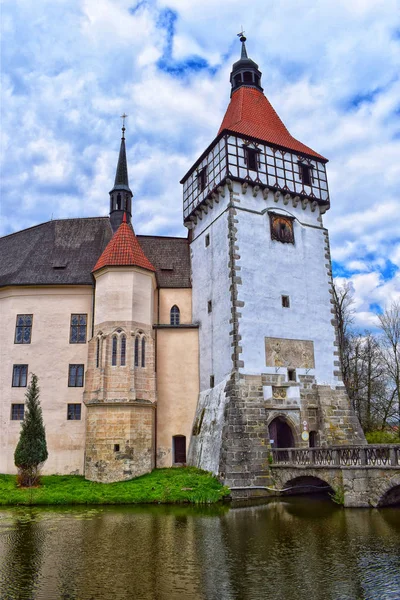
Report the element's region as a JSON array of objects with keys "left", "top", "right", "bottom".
[
  {"left": 332, "top": 282, "right": 355, "bottom": 393},
  {"left": 378, "top": 301, "right": 400, "bottom": 437}
]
